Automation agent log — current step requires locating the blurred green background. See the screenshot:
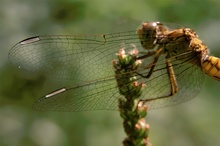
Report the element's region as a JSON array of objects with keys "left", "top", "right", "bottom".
[{"left": 0, "top": 0, "right": 220, "bottom": 146}]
